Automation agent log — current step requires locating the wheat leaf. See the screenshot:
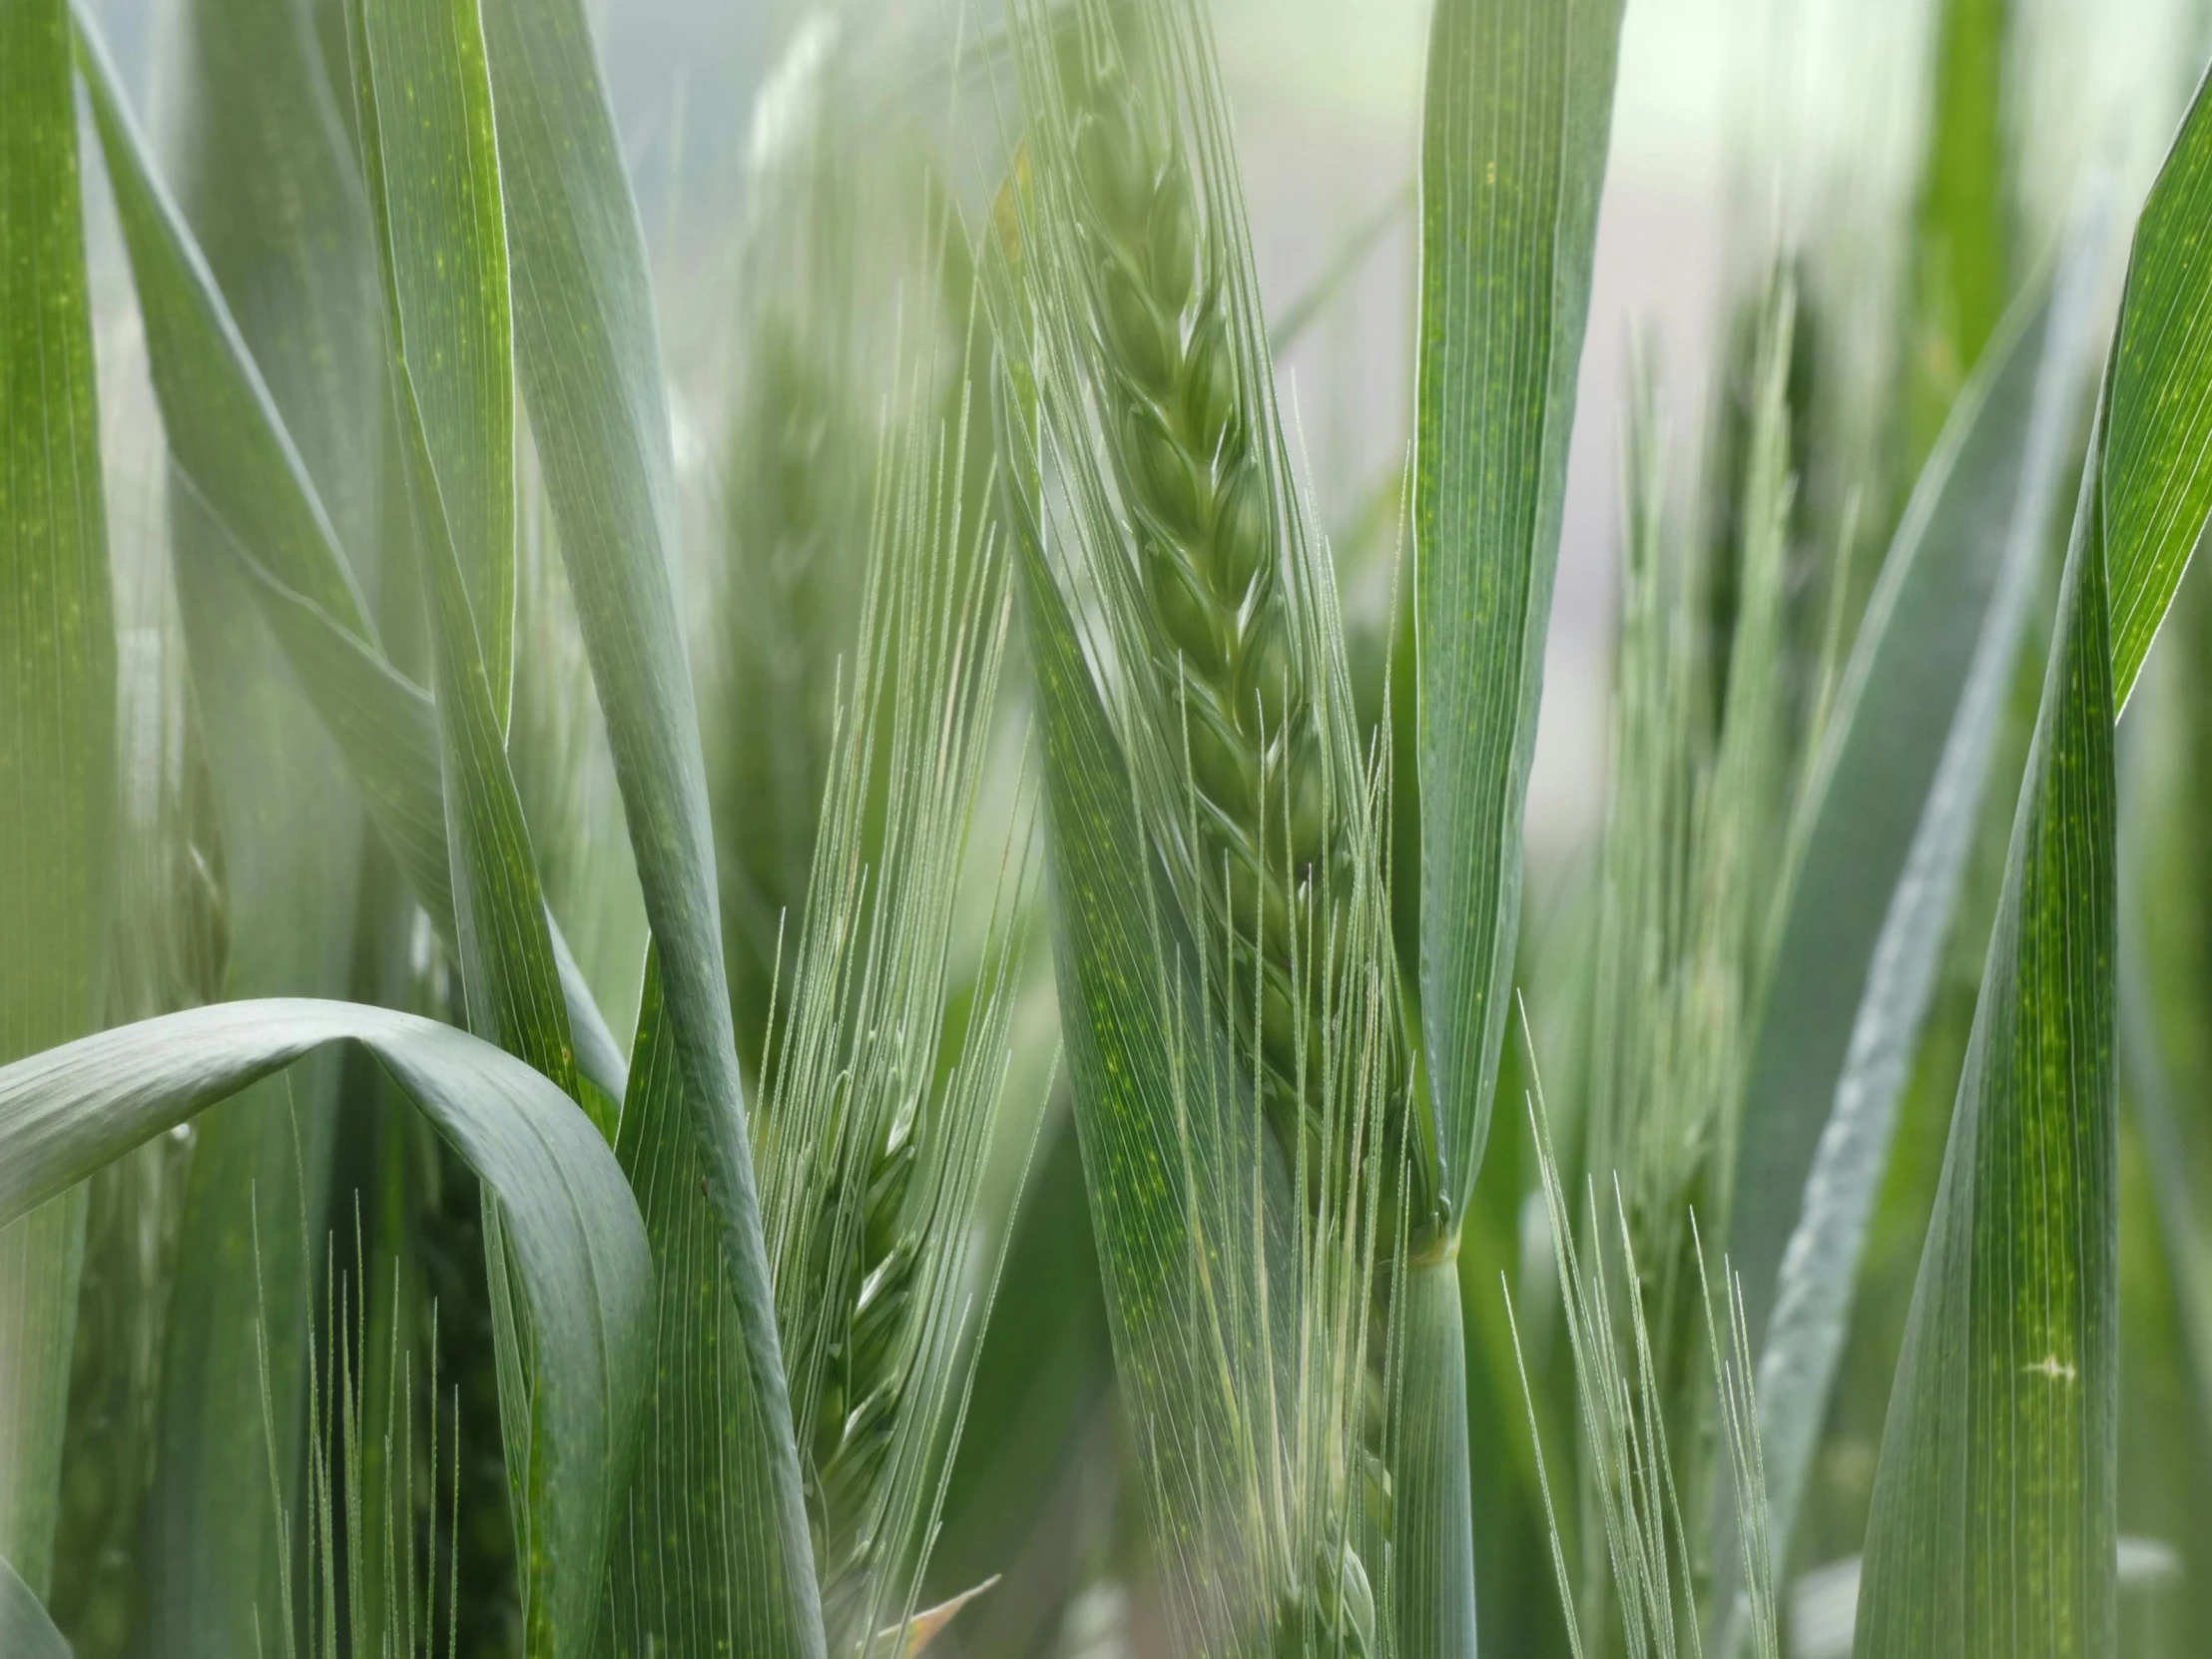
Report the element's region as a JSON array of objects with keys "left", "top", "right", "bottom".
[
  {"left": 1857, "top": 72, "right": 2212, "bottom": 1653},
  {"left": 2103, "top": 62, "right": 2212, "bottom": 709},
  {"left": 69, "top": 8, "right": 626, "bottom": 1102},
  {"left": 1412, "top": 0, "right": 1623, "bottom": 1223},
  {"left": 0, "top": 1000, "right": 651, "bottom": 1659},
  {"left": 348, "top": 0, "right": 516, "bottom": 720},
  {"left": 1011, "top": 482, "right": 1287, "bottom": 1655},
  {"left": 1729, "top": 225, "right": 2102, "bottom": 1385},
  {"left": 1716, "top": 236, "right": 2098, "bottom": 1649},
  {"left": 597, "top": 952, "right": 812, "bottom": 1657},
  {"left": 1851, "top": 385, "right": 2118, "bottom": 1659},
  {"left": 475, "top": 0, "right": 825, "bottom": 1645},
  {"left": 70, "top": 0, "right": 378, "bottom": 1648},
  {"left": 0, "top": 0, "right": 113, "bottom": 1598},
  {"left": 348, "top": 0, "right": 579, "bottom": 1115}
]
